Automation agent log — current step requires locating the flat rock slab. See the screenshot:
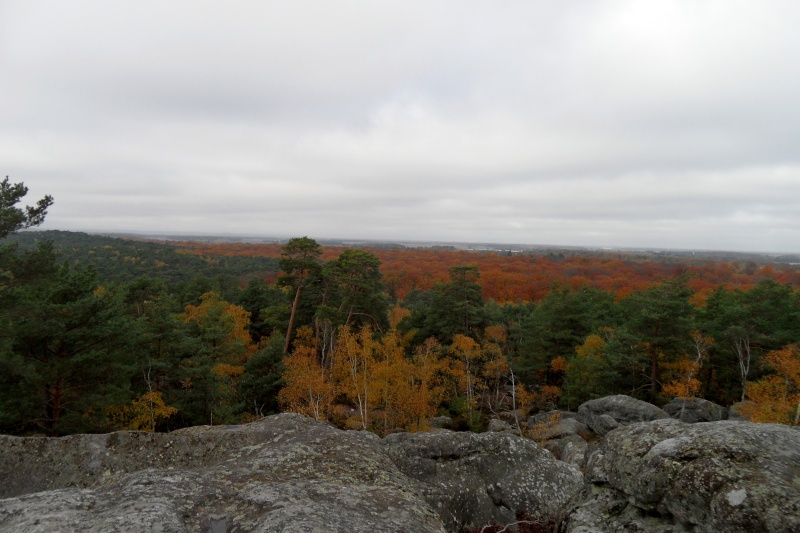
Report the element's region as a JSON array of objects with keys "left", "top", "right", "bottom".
[{"left": 0, "top": 414, "right": 445, "bottom": 533}]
